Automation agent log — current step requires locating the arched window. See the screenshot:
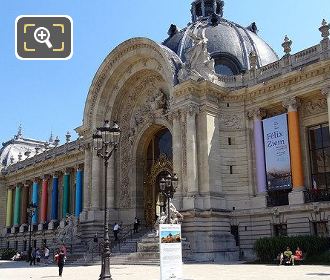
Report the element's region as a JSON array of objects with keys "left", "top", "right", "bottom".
[{"left": 213, "top": 53, "right": 241, "bottom": 76}]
